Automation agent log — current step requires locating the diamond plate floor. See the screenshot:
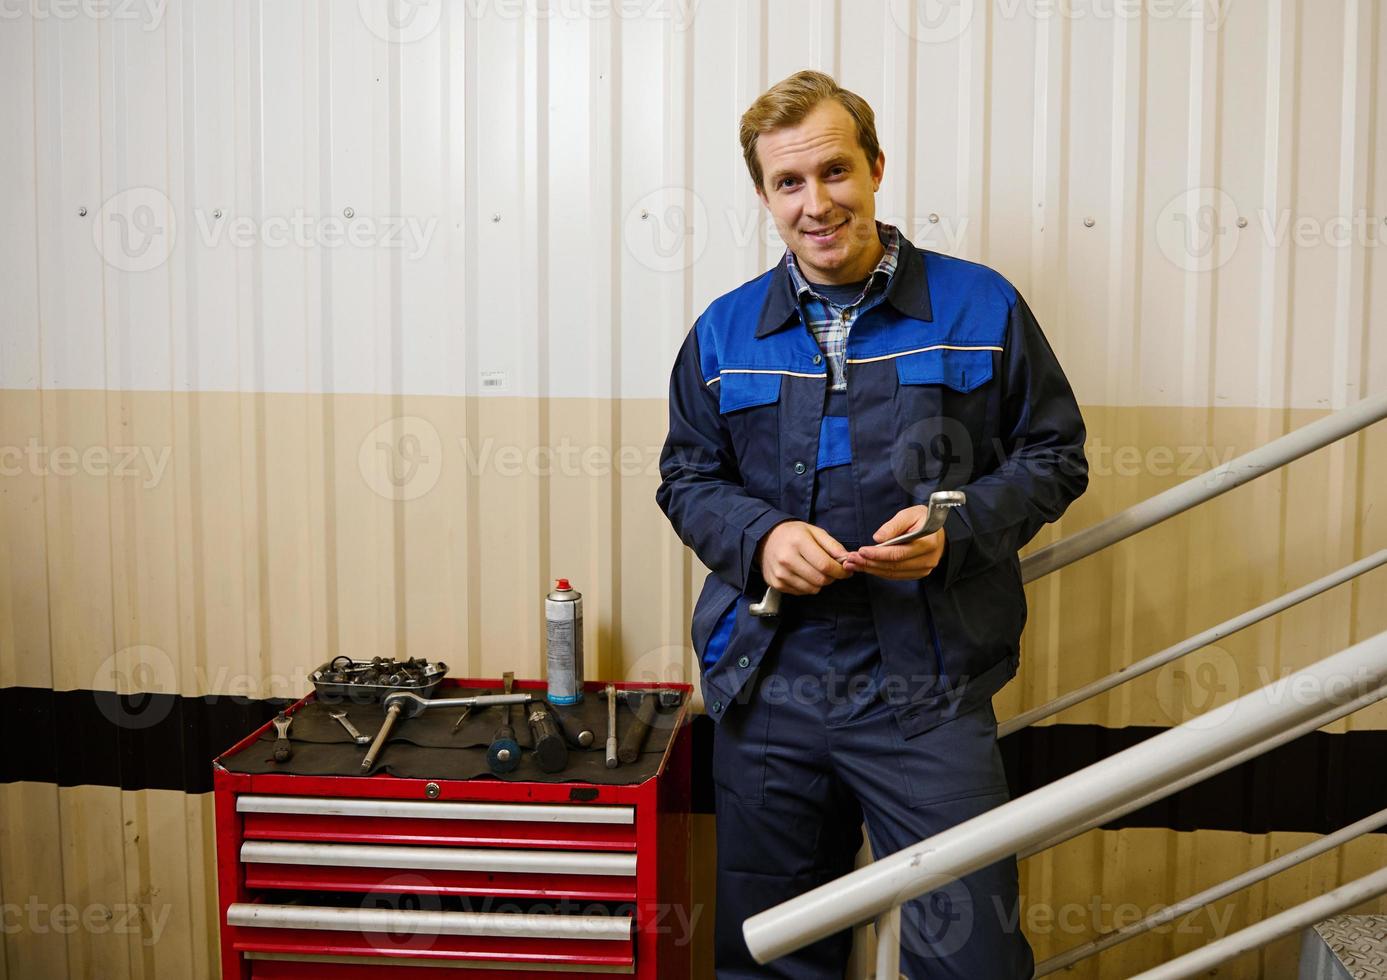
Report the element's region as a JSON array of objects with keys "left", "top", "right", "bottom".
[{"left": 1299, "top": 915, "right": 1387, "bottom": 979}]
